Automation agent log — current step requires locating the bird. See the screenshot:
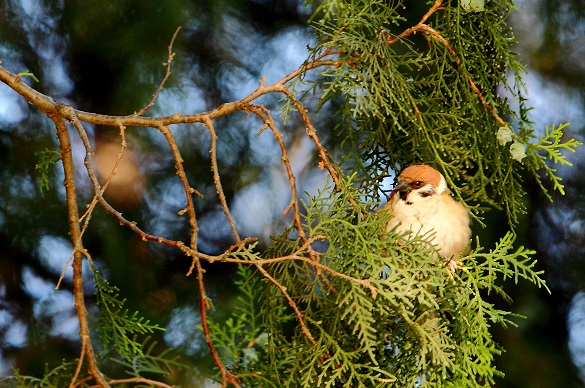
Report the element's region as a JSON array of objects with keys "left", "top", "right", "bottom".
[{"left": 380, "top": 164, "right": 471, "bottom": 272}]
